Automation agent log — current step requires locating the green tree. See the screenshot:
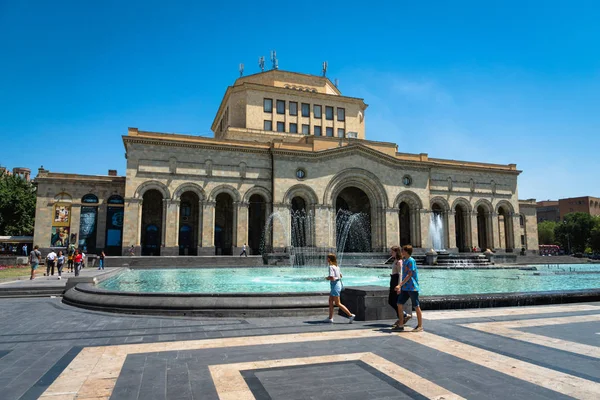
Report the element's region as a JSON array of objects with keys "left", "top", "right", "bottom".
[
  {"left": 537, "top": 220, "right": 556, "bottom": 245},
  {"left": 554, "top": 212, "right": 596, "bottom": 253},
  {"left": 590, "top": 217, "right": 600, "bottom": 253},
  {"left": 0, "top": 172, "right": 36, "bottom": 236}
]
